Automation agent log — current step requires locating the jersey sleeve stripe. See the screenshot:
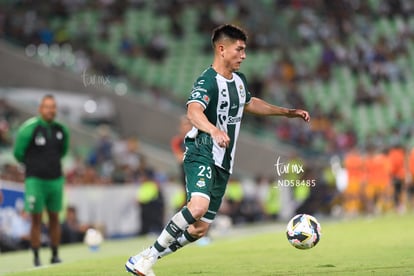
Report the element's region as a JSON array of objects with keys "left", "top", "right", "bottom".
[
  {"left": 186, "top": 99, "right": 207, "bottom": 109},
  {"left": 200, "top": 217, "right": 214, "bottom": 224},
  {"left": 191, "top": 192, "right": 210, "bottom": 201}
]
